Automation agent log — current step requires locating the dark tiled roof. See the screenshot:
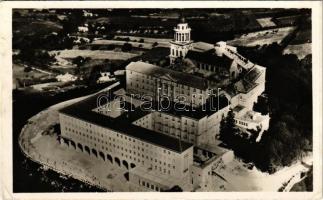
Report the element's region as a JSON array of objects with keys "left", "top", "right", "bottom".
[
  {"left": 244, "top": 66, "right": 262, "bottom": 83},
  {"left": 59, "top": 89, "right": 193, "bottom": 153},
  {"left": 126, "top": 61, "right": 208, "bottom": 90},
  {"left": 232, "top": 105, "right": 245, "bottom": 113},
  {"left": 234, "top": 80, "right": 257, "bottom": 94},
  {"left": 186, "top": 50, "right": 233, "bottom": 69}
]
